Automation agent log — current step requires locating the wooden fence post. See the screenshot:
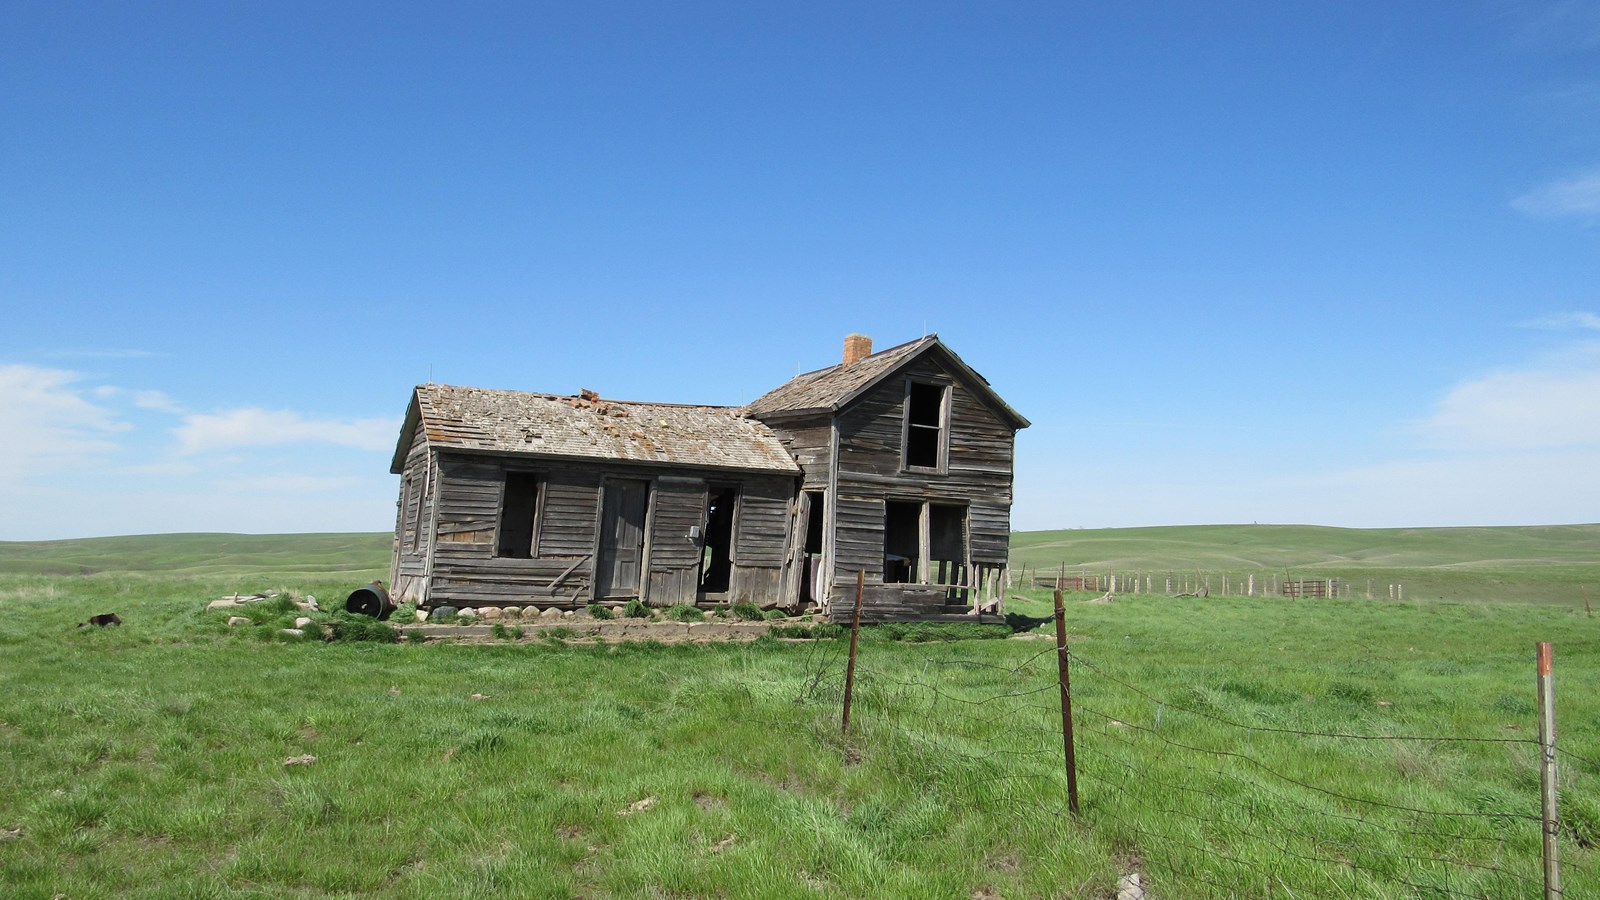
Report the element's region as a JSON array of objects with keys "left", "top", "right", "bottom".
[
  {"left": 841, "top": 571, "right": 864, "bottom": 733},
  {"left": 1053, "top": 589, "right": 1080, "bottom": 817},
  {"left": 1537, "top": 642, "right": 1560, "bottom": 899}
]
